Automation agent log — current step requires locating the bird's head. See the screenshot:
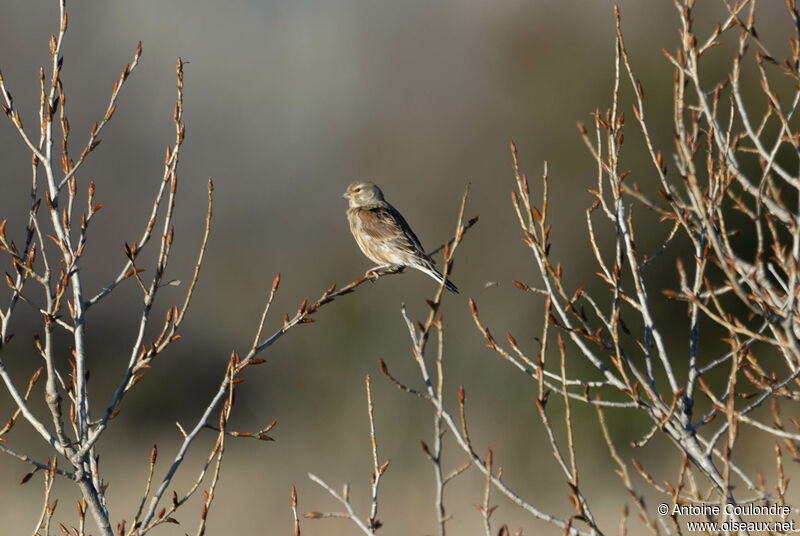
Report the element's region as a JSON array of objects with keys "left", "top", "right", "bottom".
[{"left": 343, "top": 181, "right": 384, "bottom": 207}]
